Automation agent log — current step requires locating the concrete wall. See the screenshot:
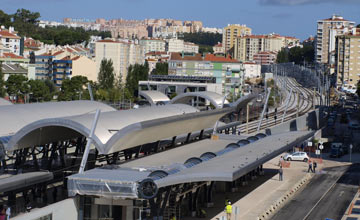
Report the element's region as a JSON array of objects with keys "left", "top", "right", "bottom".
[
  {"left": 12, "top": 198, "right": 78, "bottom": 220},
  {"left": 265, "top": 109, "right": 320, "bottom": 135}
]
